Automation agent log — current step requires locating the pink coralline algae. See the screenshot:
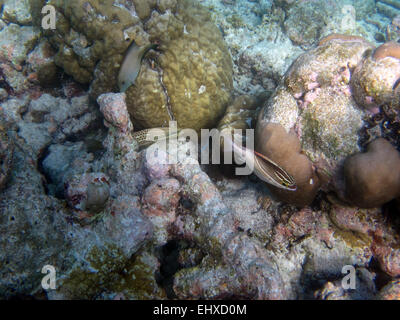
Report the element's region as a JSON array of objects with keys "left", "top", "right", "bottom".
[{"left": 142, "top": 178, "right": 181, "bottom": 217}]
